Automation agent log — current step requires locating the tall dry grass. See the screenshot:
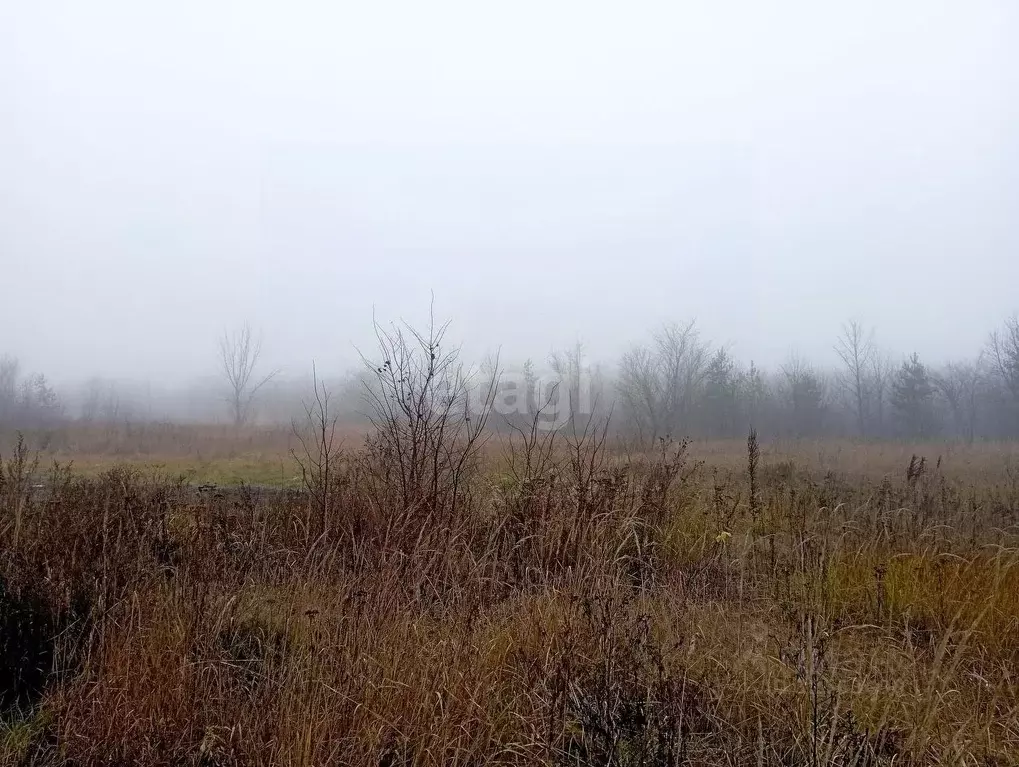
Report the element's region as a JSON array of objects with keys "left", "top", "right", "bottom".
[{"left": 1, "top": 424, "right": 1018, "bottom": 765}]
